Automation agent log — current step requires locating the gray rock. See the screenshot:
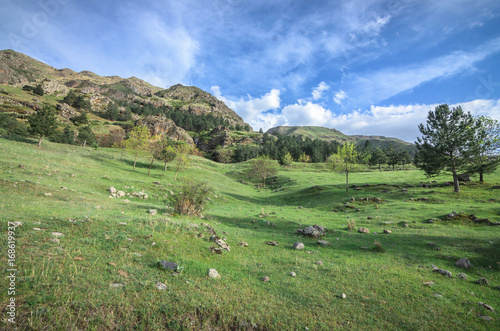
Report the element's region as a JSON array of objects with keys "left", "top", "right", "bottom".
[
  {"left": 116, "top": 191, "right": 126, "bottom": 198},
  {"left": 296, "top": 224, "right": 326, "bottom": 238},
  {"left": 455, "top": 257, "right": 472, "bottom": 269},
  {"left": 155, "top": 282, "right": 167, "bottom": 290},
  {"left": 261, "top": 276, "right": 270, "bottom": 282},
  {"left": 358, "top": 227, "right": 369, "bottom": 234},
  {"left": 478, "top": 302, "right": 495, "bottom": 312},
  {"left": 51, "top": 232, "right": 63, "bottom": 237},
  {"left": 433, "top": 268, "right": 452, "bottom": 277},
  {"left": 158, "top": 261, "right": 178, "bottom": 271},
  {"left": 10, "top": 221, "right": 23, "bottom": 227},
  {"left": 457, "top": 273, "right": 468, "bottom": 280},
  {"left": 340, "top": 293, "right": 347, "bottom": 299},
  {"left": 289, "top": 272, "right": 296, "bottom": 277},
  {"left": 475, "top": 278, "right": 489, "bottom": 285},
  {"left": 108, "top": 186, "right": 117, "bottom": 194},
  {"left": 383, "top": 229, "right": 392, "bottom": 234},
  {"left": 208, "top": 269, "right": 221, "bottom": 279},
  {"left": 110, "top": 283, "right": 124, "bottom": 288},
  {"left": 148, "top": 209, "right": 157, "bottom": 215},
  {"left": 478, "top": 316, "right": 493, "bottom": 321},
  {"left": 292, "top": 242, "right": 305, "bottom": 250},
  {"left": 315, "top": 261, "right": 324, "bottom": 266},
  {"left": 317, "top": 240, "right": 330, "bottom": 246}
]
